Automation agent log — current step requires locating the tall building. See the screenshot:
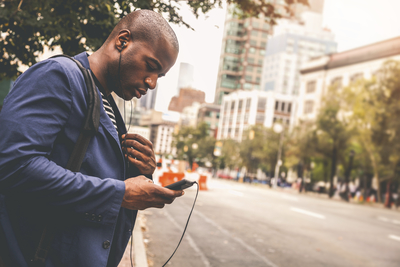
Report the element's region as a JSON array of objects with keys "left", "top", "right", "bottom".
[
  {"left": 213, "top": 0, "right": 324, "bottom": 105},
  {"left": 176, "top": 62, "right": 194, "bottom": 96},
  {"left": 261, "top": 12, "right": 336, "bottom": 96}
]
